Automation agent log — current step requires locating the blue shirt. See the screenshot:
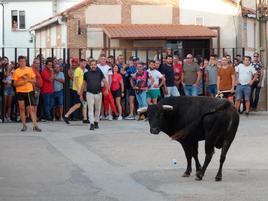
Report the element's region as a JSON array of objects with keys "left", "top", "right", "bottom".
[{"left": 54, "top": 72, "right": 64, "bottom": 92}]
